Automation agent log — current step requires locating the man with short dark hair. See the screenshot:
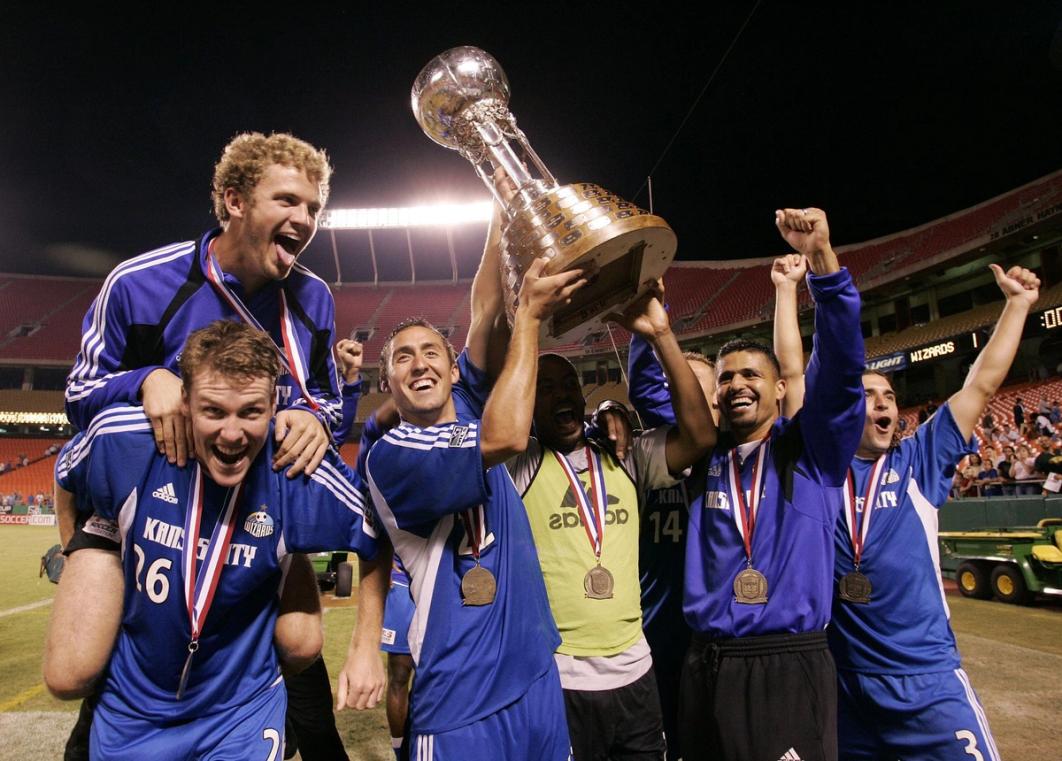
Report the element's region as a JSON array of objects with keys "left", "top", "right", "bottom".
[
  {"left": 45, "top": 321, "right": 380, "bottom": 759},
  {"left": 364, "top": 257, "right": 587, "bottom": 760},
  {"left": 826, "top": 264, "right": 1037, "bottom": 760},
  {"left": 681, "top": 208, "right": 865, "bottom": 761}
]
